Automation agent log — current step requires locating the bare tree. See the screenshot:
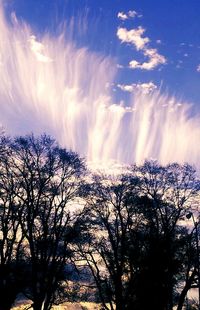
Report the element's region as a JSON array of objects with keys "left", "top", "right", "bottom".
[
  {"left": 0, "top": 134, "right": 27, "bottom": 310},
  {"left": 135, "top": 161, "right": 200, "bottom": 310},
  {"left": 76, "top": 173, "right": 141, "bottom": 310},
  {"left": 77, "top": 161, "right": 199, "bottom": 310},
  {"left": 9, "top": 134, "right": 85, "bottom": 310}
]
